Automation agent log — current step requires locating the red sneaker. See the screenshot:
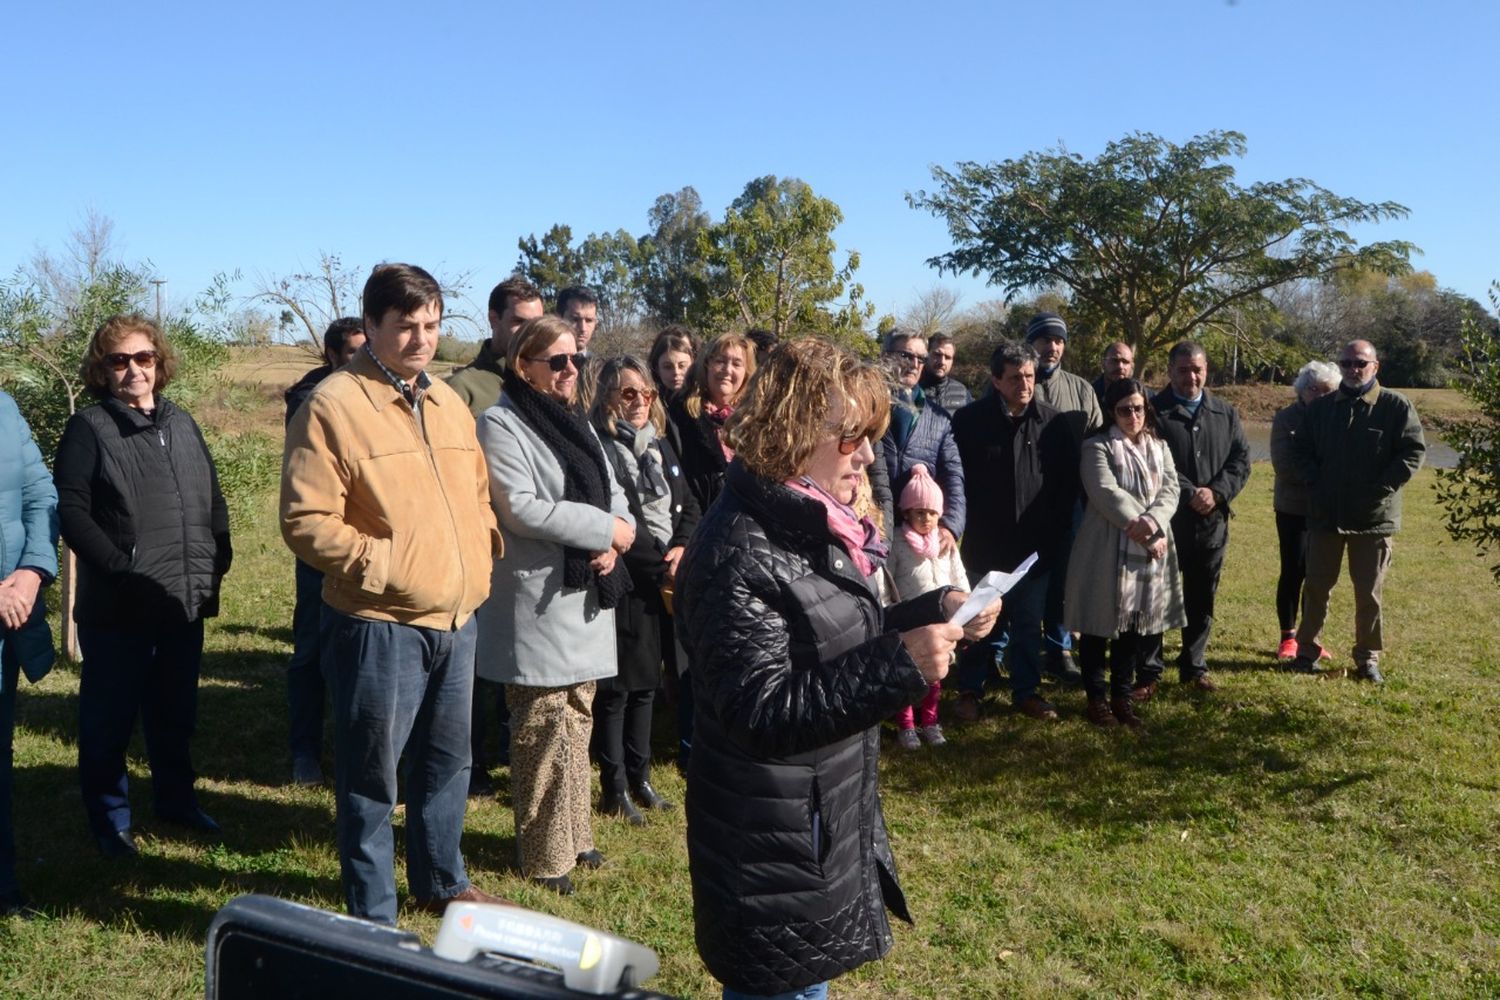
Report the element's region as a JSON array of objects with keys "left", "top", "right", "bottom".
[{"left": 1277, "top": 637, "right": 1298, "bottom": 660}]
